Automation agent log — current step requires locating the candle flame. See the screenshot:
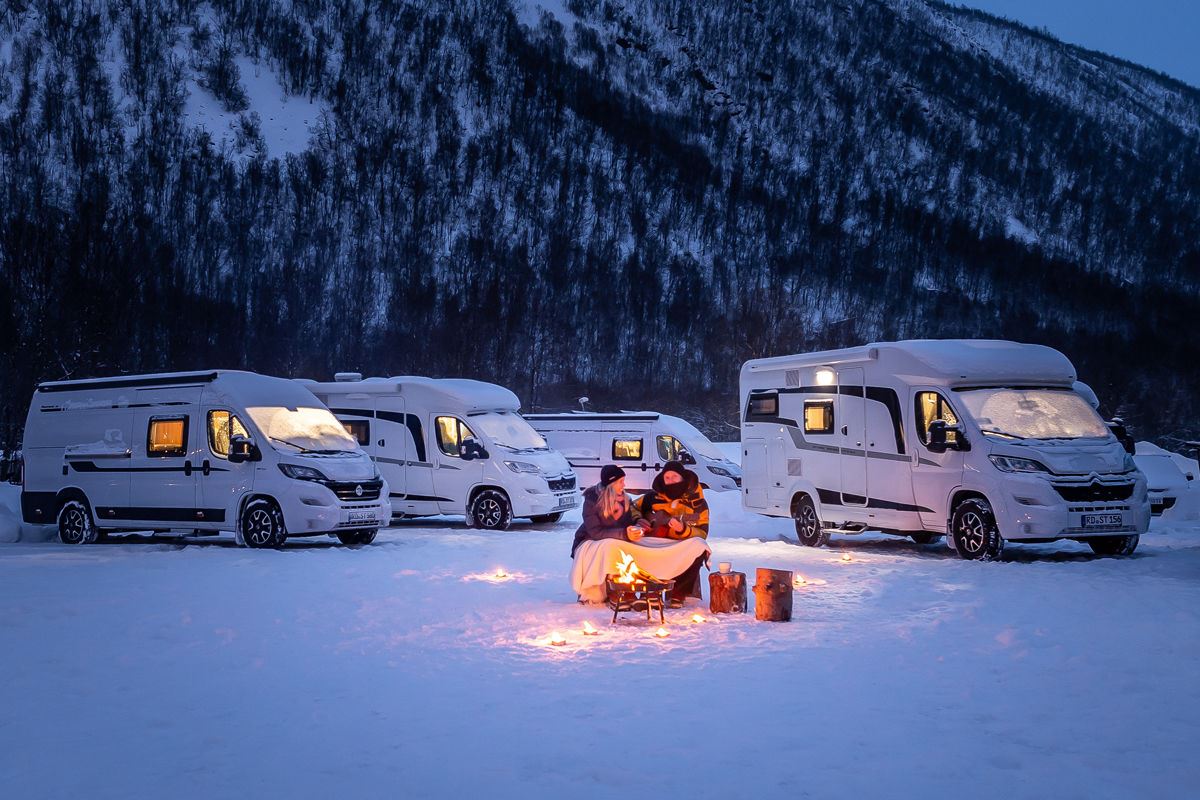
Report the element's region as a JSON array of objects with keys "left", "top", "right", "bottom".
[
  {"left": 549, "top": 631, "right": 566, "bottom": 646},
  {"left": 654, "top": 626, "right": 670, "bottom": 638},
  {"left": 841, "top": 553, "right": 852, "bottom": 562},
  {"left": 494, "top": 568, "right": 508, "bottom": 579},
  {"left": 582, "top": 621, "right": 598, "bottom": 635},
  {"left": 691, "top": 614, "right": 705, "bottom": 623}
]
